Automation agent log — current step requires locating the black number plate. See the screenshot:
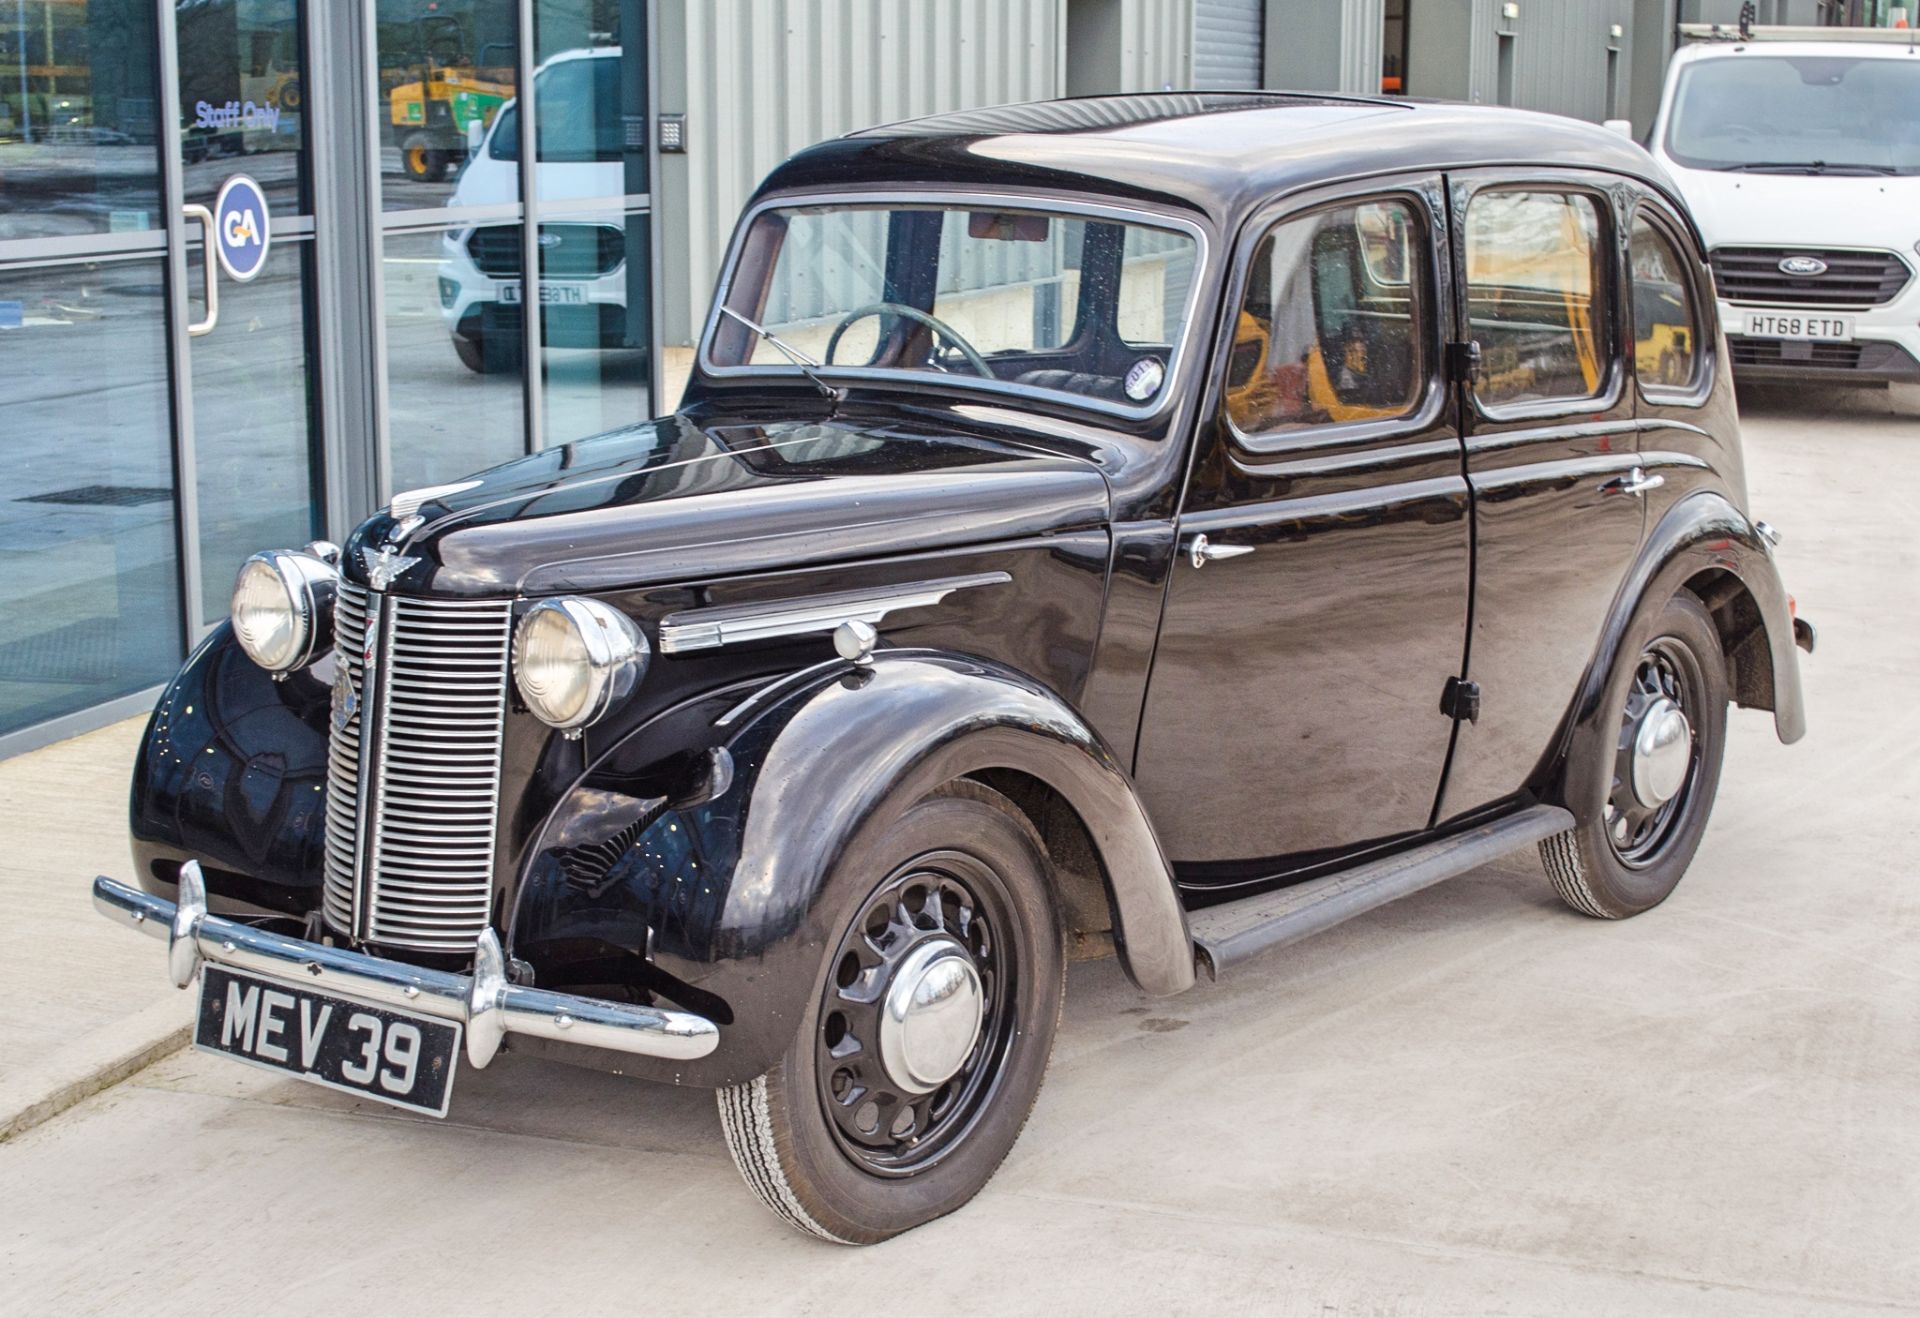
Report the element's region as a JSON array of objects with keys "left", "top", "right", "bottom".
[{"left": 195, "top": 965, "right": 461, "bottom": 1117}]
